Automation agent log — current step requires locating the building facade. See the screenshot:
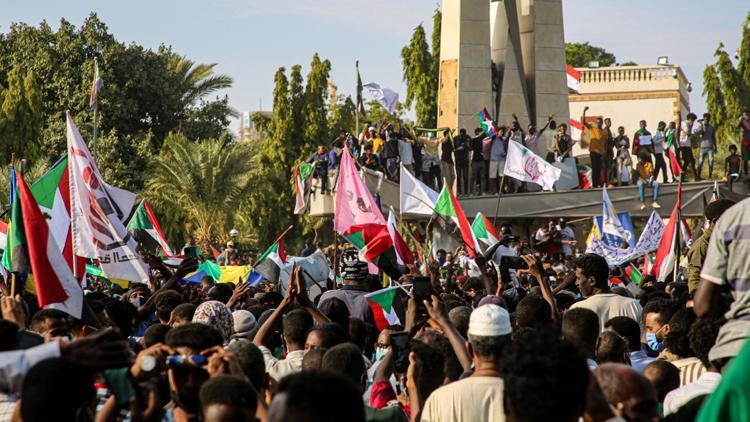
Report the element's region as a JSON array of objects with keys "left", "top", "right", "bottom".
[{"left": 239, "top": 111, "right": 271, "bottom": 142}]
